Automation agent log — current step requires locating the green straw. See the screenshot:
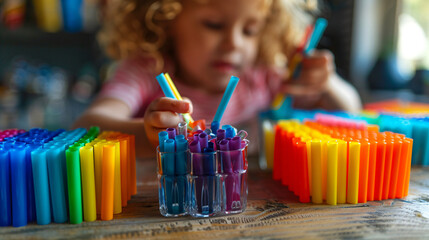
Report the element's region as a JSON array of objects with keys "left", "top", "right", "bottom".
[{"left": 66, "top": 146, "right": 83, "bottom": 224}]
